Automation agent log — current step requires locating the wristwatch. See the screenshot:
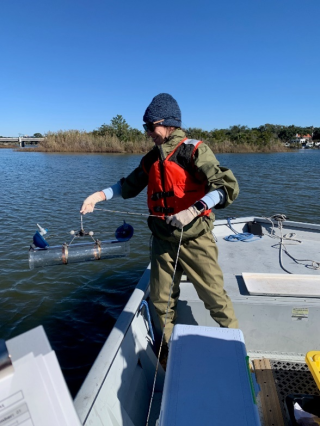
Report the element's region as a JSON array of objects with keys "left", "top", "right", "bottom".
[{"left": 193, "top": 200, "right": 207, "bottom": 213}]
